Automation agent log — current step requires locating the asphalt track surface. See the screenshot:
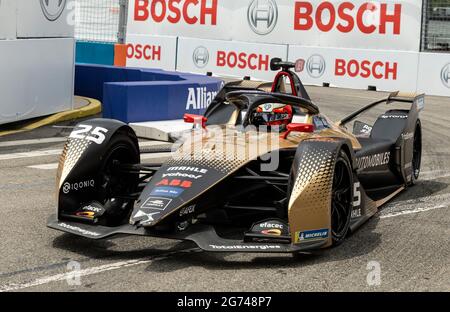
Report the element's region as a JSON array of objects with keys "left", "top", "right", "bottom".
[{"left": 0, "top": 87, "right": 448, "bottom": 292}]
